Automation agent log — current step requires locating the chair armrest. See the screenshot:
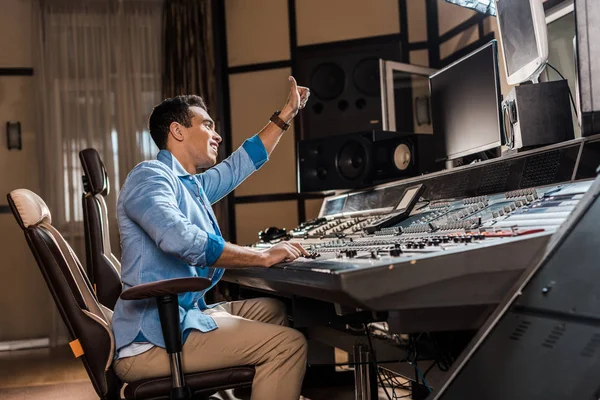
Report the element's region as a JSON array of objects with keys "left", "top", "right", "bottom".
[{"left": 120, "top": 277, "right": 211, "bottom": 300}]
